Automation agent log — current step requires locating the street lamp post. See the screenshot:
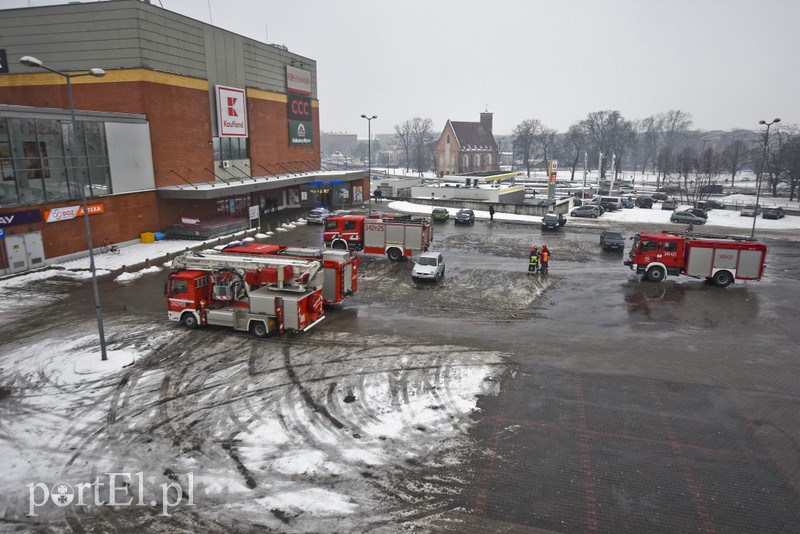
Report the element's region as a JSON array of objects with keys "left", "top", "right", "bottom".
[
  {"left": 751, "top": 118, "right": 780, "bottom": 240},
  {"left": 361, "top": 114, "right": 376, "bottom": 215},
  {"left": 21, "top": 56, "right": 109, "bottom": 361}
]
